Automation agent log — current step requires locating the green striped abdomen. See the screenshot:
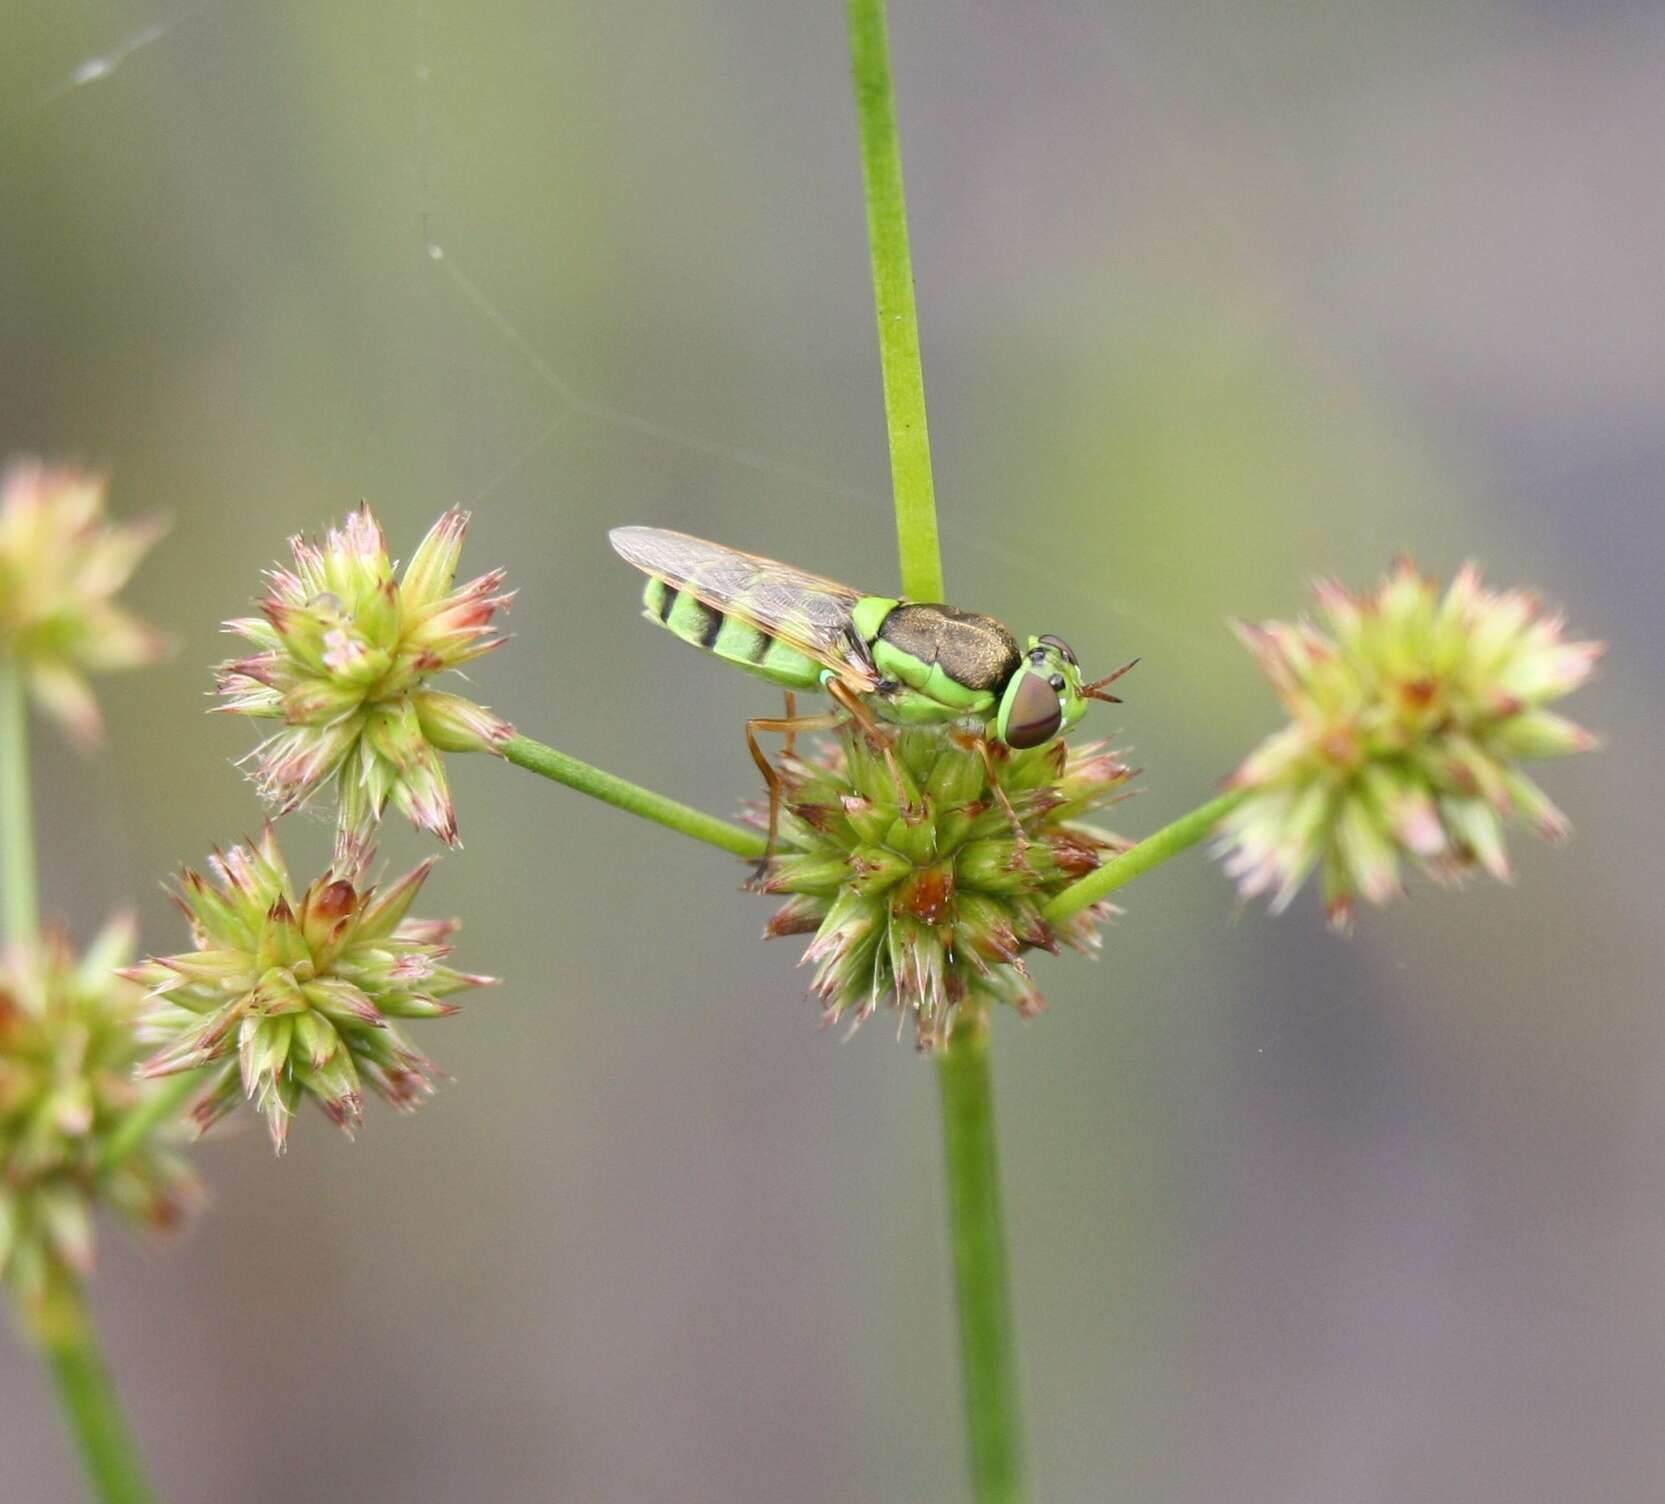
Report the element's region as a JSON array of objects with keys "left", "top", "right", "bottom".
[{"left": 640, "top": 576, "right": 823, "bottom": 689}]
